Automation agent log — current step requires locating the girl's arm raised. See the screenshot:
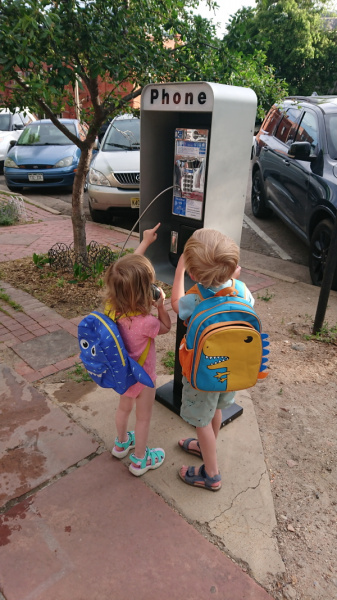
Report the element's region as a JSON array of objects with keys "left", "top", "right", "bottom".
[{"left": 134, "top": 223, "right": 161, "bottom": 256}]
